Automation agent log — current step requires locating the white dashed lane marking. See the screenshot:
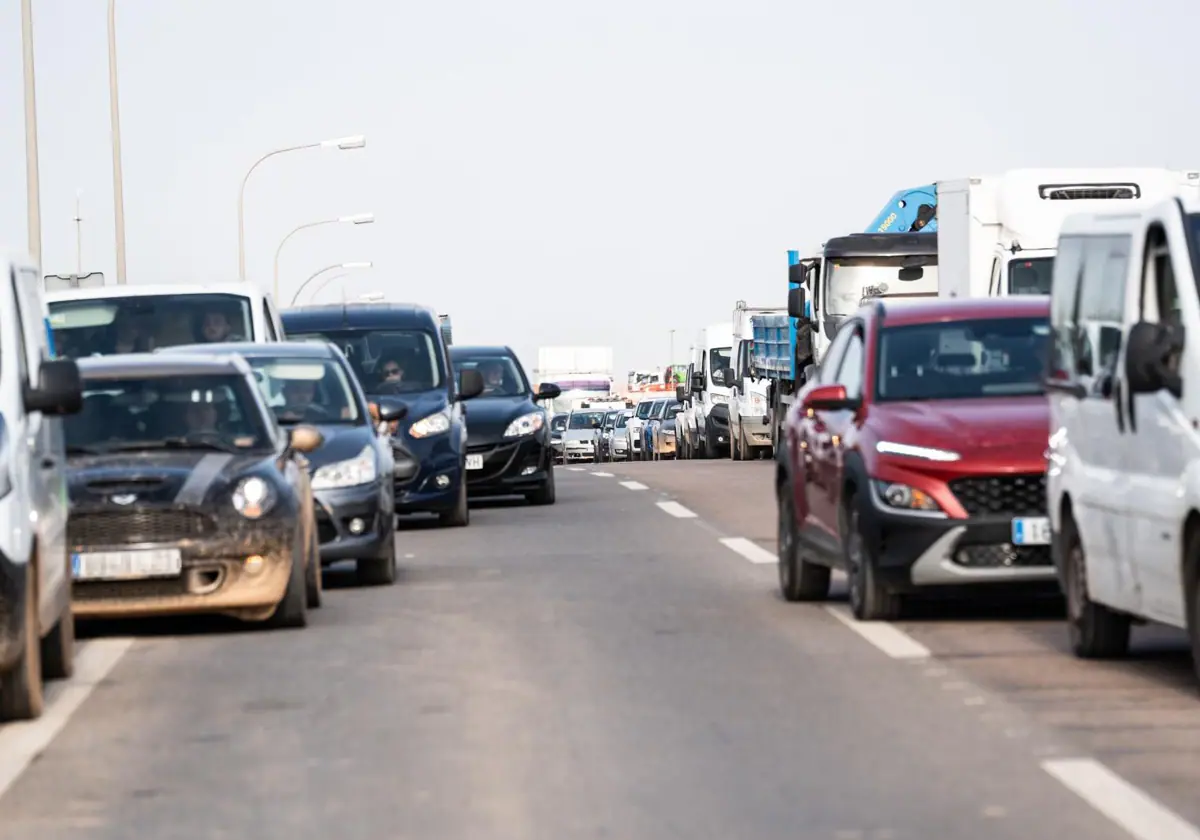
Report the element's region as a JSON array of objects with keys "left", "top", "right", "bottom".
[
  {"left": 718, "top": 537, "right": 776, "bottom": 565},
  {"left": 656, "top": 501, "right": 697, "bottom": 518},
  {"left": 0, "top": 637, "right": 135, "bottom": 801},
  {"left": 566, "top": 467, "right": 584, "bottom": 472},
  {"left": 619, "top": 481, "right": 648, "bottom": 490},
  {"left": 592, "top": 472, "right": 614, "bottom": 477},
  {"left": 1043, "top": 758, "right": 1200, "bottom": 840},
  {"left": 823, "top": 605, "right": 931, "bottom": 660}
]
